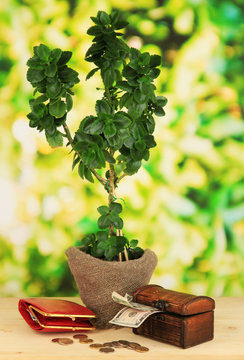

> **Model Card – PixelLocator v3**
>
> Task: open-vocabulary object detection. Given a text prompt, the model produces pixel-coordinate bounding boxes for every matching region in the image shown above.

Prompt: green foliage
[80,202,143,261]
[26,44,79,148]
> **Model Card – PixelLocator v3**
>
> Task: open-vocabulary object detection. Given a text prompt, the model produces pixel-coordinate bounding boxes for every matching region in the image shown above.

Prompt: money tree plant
[26,10,167,262]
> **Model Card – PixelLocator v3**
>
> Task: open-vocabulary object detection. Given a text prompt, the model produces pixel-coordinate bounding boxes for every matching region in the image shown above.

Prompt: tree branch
[63,123,107,186]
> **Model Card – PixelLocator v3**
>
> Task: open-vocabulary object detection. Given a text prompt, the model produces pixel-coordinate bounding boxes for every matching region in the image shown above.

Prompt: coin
[89,343,104,349]
[73,334,88,339]
[99,347,115,353]
[118,340,130,346]
[79,338,93,344]
[51,338,60,343]
[135,345,149,352]
[58,338,73,345]
[103,342,114,347]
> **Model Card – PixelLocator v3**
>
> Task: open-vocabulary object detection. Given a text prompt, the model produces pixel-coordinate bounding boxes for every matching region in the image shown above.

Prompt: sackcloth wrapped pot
[65,247,157,328]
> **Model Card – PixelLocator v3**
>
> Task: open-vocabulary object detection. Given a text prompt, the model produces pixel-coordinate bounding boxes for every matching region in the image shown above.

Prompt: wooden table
[0,297,243,360]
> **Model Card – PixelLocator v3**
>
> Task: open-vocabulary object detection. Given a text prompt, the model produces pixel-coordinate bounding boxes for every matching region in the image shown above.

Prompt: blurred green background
[0,0,244,298]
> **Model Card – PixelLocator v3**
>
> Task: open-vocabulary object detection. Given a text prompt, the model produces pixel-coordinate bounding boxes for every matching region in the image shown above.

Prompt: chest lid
[133,285,215,316]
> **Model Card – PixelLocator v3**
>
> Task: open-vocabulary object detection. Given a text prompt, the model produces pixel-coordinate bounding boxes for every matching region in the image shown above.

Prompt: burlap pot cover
[65,247,158,328]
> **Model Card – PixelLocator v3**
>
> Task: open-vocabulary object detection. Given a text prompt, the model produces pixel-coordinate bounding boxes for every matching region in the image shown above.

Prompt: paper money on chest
[109,307,161,328]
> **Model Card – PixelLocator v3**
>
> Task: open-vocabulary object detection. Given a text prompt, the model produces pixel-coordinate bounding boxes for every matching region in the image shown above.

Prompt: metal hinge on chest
[152,299,167,311]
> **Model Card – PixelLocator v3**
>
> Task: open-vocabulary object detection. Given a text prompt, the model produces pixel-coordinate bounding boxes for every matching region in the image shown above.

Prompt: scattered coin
[73,334,88,339]
[58,338,74,345]
[135,346,149,353]
[103,342,114,347]
[99,347,115,353]
[51,338,60,343]
[118,340,130,346]
[89,343,104,349]
[79,338,93,344]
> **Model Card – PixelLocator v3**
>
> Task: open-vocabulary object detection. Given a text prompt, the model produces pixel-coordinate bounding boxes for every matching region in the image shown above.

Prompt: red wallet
[18,298,96,332]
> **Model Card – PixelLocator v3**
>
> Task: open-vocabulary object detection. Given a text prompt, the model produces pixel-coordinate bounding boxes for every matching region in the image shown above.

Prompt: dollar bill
[109,307,160,328]
[112,291,156,311]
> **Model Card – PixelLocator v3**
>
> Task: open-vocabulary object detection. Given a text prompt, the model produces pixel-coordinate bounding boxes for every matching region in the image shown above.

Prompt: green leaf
[139,52,150,66]
[135,139,146,151]
[59,67,79,83]
[49,48,62,63]
[46,80,62,98]
[110,10,119,25]
[87,25,101,36]
[82,148,96,167]
[110,213,123,229]
[110,202,122,214]
[86,67,99,80]
[78,162,84,179]
[66,93,73,112]
[154,107,165,117]
[90,119,104,135]
[45,130,63,148]
[144,135,156,148]
[36,44,51,61]
[130,239,138,247]
[125,160,141,175]
[97,214,111,229]
[91,246,104,258]
[115,20,129,30]
[103,150,116,164]
[117,81,132,92]
[49,100,66,118]
[104,123,116,138]
[27,68,45,83]
[156,96,168,107]
[149,55,161,67]
[57,51,72,65]
[114,111,131,127]
[96,231,108,242]
[27,56,45,70]
[99,11,110,25]
[72,155,80,171]
[81,116,97,133]
[45,63,57,77]
[133,89,148,104]
[102,68,116,88]
[97,205,109,215]
[95,99,112,114]
[84,167,94,183]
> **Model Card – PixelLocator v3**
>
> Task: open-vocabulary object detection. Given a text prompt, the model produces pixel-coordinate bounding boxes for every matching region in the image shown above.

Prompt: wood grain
[0,297,243,360]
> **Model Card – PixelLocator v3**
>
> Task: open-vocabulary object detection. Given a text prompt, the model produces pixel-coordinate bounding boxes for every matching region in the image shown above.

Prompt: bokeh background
[1,0,244,298]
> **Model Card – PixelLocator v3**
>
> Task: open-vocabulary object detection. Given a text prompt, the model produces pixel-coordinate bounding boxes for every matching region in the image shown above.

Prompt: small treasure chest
[132,284,215,348]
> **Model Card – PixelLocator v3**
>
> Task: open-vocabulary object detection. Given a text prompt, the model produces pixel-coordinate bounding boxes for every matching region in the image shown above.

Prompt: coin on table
[58,338,74,345]
[99,347,115,353]
[103,342,114,347]
[51,338,60,343]
[89,343,104,349]
[118,340,130,346]
[73,334,88,339]
[135,345,149,352]
[111,341,123,348]
[79,338,93,344]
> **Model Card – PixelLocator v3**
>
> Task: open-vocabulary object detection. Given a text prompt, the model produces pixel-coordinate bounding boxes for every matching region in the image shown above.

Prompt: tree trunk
[108,163,115,236]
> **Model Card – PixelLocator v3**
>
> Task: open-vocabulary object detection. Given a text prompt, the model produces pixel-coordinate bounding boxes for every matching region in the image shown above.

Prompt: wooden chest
[132,284,215,348]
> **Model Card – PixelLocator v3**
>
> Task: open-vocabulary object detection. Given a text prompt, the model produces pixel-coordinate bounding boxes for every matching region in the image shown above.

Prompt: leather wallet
[18,298,96,332]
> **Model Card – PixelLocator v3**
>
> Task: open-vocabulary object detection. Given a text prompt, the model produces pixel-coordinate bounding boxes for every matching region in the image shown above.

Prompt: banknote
[112,291,156,311]
[109,306,160,328]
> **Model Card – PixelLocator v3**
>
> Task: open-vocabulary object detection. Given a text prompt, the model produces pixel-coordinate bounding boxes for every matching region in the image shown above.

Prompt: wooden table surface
[0,297,243,360]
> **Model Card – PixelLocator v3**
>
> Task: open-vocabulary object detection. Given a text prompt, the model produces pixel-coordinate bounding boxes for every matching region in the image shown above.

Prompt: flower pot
[65,247,157,328]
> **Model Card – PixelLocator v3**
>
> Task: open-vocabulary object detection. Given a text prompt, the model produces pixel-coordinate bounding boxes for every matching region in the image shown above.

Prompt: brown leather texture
[133,310,214,348]
[133,284,215,316]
